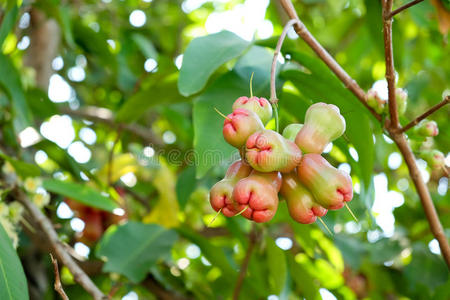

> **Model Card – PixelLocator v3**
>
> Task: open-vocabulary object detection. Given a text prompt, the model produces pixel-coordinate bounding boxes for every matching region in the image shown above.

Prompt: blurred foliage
[0,0,449,299]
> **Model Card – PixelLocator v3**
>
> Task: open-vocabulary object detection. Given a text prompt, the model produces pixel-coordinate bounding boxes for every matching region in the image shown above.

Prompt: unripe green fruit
[245,129,302,173]
[420,150,445,170]
[223,108,264,149]
[367,88,386,114]
[414,120,439,137]
[282,123,303,141]
[384,88,408,115]
[297,153,353,210]
[233,171,282,223]
[295,102,346,154]
[232,96,273,124]
[209,160,252,217]
[280,172,327,224]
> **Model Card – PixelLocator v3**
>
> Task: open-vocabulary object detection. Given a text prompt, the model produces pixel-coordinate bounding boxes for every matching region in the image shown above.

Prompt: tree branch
[389,0,425,18]
[50,254,69,300]
[15,189,108,300]
[60,106,164,147]
[389,132,450,268]
[402,96,450,132]
[278,0,381,122]
[383,0,399,128]
[232,225,259,300]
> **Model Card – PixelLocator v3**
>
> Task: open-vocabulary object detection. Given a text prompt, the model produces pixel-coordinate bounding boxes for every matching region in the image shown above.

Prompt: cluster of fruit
[209,95,353,224]
[367,88,446,171]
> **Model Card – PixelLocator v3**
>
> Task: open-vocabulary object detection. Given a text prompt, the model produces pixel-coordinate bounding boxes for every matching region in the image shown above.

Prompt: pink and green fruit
[232,96,273,124]
[414,120,438,137]
[232,171,282,223]
[223,108,264,148]
[421,150,445,170]
[245,129,302,173]
[280,172,327,224]
[209,160,252,217]
[295,102,346,154]
[367,89,386,114]
[297,153,353,210]
[282,123,303,141]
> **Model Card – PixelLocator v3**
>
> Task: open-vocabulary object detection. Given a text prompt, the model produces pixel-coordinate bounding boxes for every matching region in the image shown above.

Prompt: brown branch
[15,189,108,300]
[232,225,259,300]
[389,132,450,268]
[50,254,69,300]
[278,0,381,122]
[383,0,399,128]
[402,96,450,132]
[60,106,164,147]
[389,0,425,18]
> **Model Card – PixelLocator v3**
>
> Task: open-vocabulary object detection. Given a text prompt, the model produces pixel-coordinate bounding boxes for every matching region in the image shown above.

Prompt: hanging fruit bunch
[209,88,354,227]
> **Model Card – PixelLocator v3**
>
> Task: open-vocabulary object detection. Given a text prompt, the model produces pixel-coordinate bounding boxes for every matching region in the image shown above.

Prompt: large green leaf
[281,51,375,204]
[193,46,274,178]
[116,73,186,123]
[175,165,196,209]
[43,179,118,212]
[266,236,287,295]
[0,53,33,132]
[97,222,178,283]
[0,223,29,300]
[176,227,236,282]
[0,4,18,47]
[178,30,250,96]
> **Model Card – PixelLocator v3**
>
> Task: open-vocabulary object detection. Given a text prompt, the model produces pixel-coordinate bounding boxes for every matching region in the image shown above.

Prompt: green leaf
[43,179,118,212]
[266,236,287,294]
[0,53,33,132]
[178,30,250,96]
[116,73,186,123]
[0,153,40,178]
[175,166,196,209]
[0,223,29,300]
[97,222,178,283]
[0,5,18,47]
[132,33,158,59]
[176,227,236,283]
[72,20,115,68]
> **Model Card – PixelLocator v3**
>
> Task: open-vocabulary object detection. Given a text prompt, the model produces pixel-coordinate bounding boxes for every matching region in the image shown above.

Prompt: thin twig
[60,106,164,147]
[389,0,424,18]
[383,0,399,128]
[278,0,381,122]
[402,96,450,132]
[15,189,107,300]
[50,254,69,300]
[232,225,259,300]
[270,18,299,102]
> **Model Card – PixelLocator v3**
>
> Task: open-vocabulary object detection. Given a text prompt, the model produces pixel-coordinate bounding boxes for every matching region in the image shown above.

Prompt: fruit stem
[234,205,248,216]
[207,207,222,227]
[345,202,358,223]
[214,107,231,121]
[317,217,333,236]
[249,72,254,98]
[273,103,279,132]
